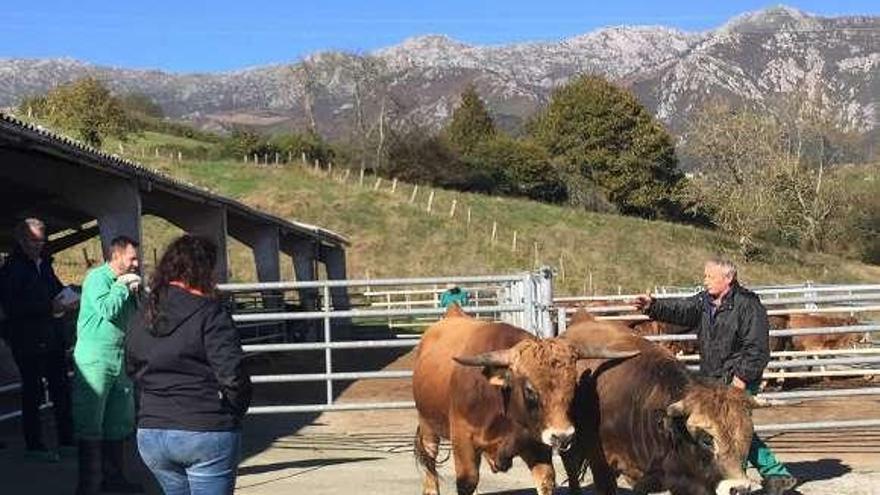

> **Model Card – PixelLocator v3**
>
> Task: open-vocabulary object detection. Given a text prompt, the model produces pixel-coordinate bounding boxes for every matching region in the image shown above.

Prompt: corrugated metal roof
[0,112,348,246]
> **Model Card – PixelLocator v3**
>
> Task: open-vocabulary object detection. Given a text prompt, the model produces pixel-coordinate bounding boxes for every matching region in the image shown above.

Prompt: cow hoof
[762,475,797,495]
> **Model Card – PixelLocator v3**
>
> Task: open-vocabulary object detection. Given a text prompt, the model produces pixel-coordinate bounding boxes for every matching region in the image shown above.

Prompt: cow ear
[746,396,771,409]
[569,308,595,325]
[444,304,471,319]
[666,400,688,418]
[486,368,511,388]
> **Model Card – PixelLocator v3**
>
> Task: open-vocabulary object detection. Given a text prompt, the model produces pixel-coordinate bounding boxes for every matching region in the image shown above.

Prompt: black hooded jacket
[126,286,251,431]
[646,282,770,385]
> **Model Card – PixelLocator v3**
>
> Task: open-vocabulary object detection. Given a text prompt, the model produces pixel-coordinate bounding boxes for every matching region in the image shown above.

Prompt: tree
[119,92,164,119]
[445,85,496,154]
[469,135,566,202]
[529,75,683,218]
[19,77,136,148]
[385,127,495,191]
[684,99,855,257]
[683,103,783,257]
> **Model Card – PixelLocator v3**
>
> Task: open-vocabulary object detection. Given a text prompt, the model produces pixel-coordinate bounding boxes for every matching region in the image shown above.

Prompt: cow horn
[453,349,512,368]
[575,345,640,360]
[747,396,771,409]
[666,400,688,418]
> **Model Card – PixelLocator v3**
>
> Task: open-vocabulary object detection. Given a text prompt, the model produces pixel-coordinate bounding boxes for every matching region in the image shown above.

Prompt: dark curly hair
[147,234,218,324]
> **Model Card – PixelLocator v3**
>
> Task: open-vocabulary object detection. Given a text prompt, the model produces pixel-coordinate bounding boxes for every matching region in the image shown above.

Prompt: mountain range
[1,5,878,139]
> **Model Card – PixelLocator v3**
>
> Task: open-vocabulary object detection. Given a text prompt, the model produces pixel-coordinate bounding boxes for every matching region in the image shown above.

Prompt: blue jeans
[137,428,241,495]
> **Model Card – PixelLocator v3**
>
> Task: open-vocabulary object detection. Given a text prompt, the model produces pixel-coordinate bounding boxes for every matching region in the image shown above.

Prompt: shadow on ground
[239,323,413,461]
[237,456,381,476]
[787,458,853,481]
[484,485,634,495]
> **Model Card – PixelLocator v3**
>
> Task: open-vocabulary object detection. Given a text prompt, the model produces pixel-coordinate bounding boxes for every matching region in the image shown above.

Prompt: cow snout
[716,479,755,495]
[541,427,575,452]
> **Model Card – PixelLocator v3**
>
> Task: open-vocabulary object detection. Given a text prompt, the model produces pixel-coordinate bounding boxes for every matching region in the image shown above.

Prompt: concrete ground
[1,399,879,494]
[230,406,880,495]
[1,343,878,494]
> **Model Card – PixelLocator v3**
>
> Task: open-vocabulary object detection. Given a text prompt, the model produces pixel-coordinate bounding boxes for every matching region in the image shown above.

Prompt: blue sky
[3,1,878,73]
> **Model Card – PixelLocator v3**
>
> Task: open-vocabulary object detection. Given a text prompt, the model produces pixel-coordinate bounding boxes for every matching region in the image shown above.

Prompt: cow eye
[696,431,715,451]
[524,384,540,408]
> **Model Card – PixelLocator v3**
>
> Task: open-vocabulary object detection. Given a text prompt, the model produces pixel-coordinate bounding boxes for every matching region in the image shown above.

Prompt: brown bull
[562,312,759,495]
[783,314,862,351]
[628,320,696,356]
[412,305,637,495]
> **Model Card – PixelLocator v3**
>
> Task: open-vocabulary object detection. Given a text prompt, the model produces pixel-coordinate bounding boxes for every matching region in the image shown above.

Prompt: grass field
[49,130,880,294]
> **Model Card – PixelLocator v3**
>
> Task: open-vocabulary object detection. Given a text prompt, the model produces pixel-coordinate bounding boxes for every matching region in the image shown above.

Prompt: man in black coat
[0,218,75,461]
[633,257,797,495]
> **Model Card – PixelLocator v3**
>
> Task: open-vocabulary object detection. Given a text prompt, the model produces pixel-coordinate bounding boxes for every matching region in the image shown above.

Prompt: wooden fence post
[426,190,435,213]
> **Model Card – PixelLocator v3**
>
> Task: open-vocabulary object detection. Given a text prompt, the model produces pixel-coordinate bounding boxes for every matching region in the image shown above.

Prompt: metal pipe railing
[559,293,880,312]
[247,401,416,414]
[220,274,527,292]
[555,284,880,303]
[232,304,525,323]
[755,419,880,433]
[251,370,413,384]
[242,339,418,353]
[643,324,880,341]
[757,387,880,401]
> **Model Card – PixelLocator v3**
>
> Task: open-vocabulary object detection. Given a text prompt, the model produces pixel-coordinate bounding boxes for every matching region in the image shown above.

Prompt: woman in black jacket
[126,235,251,495]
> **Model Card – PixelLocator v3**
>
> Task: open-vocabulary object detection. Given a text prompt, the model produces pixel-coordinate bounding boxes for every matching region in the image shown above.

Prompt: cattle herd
[411,305,869,495]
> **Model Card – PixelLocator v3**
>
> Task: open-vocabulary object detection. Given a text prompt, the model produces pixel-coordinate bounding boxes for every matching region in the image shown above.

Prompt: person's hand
[117,273,142,293]
[632,294,654,312]
[731,375,747,390]
[51,298,66,316]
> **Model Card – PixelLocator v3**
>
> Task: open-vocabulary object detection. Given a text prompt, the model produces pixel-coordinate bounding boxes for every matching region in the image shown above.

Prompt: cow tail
[414,426,449,475]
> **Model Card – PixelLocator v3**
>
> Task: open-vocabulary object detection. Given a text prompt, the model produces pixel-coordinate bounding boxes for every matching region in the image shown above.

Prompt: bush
[385,128,495,191]
[469,136,566,203]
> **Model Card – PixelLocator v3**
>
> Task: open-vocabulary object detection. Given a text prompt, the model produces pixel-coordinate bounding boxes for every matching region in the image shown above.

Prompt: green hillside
[52,131,880,295]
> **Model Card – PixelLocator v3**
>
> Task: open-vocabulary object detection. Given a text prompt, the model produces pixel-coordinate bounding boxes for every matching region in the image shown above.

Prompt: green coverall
[72,263,138,440]
[746,382,791,477]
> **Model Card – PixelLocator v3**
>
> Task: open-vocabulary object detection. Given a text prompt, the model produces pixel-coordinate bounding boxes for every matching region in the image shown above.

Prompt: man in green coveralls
[73,235,143,494]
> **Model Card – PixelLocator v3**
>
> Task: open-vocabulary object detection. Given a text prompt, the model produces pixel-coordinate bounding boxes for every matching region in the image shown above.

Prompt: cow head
[455,338,638,454]
[661,384,762,495]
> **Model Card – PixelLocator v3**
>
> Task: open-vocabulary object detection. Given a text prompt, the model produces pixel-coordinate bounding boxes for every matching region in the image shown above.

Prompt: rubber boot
[76,440,103,495]
[100,439,143,493]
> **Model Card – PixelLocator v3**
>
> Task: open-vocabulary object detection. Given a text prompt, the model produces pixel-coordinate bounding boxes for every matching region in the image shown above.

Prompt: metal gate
[220,269,554,414]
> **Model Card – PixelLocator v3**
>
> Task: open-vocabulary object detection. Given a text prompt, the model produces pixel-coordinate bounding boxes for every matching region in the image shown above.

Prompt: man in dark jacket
[633,257,797,495]
[0,218,75,461]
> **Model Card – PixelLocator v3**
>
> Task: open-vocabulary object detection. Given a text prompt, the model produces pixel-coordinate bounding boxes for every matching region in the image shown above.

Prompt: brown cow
[784,314,862,351]
[629,320,697,356]
[562,312,759,495]
[412,305,637,495]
